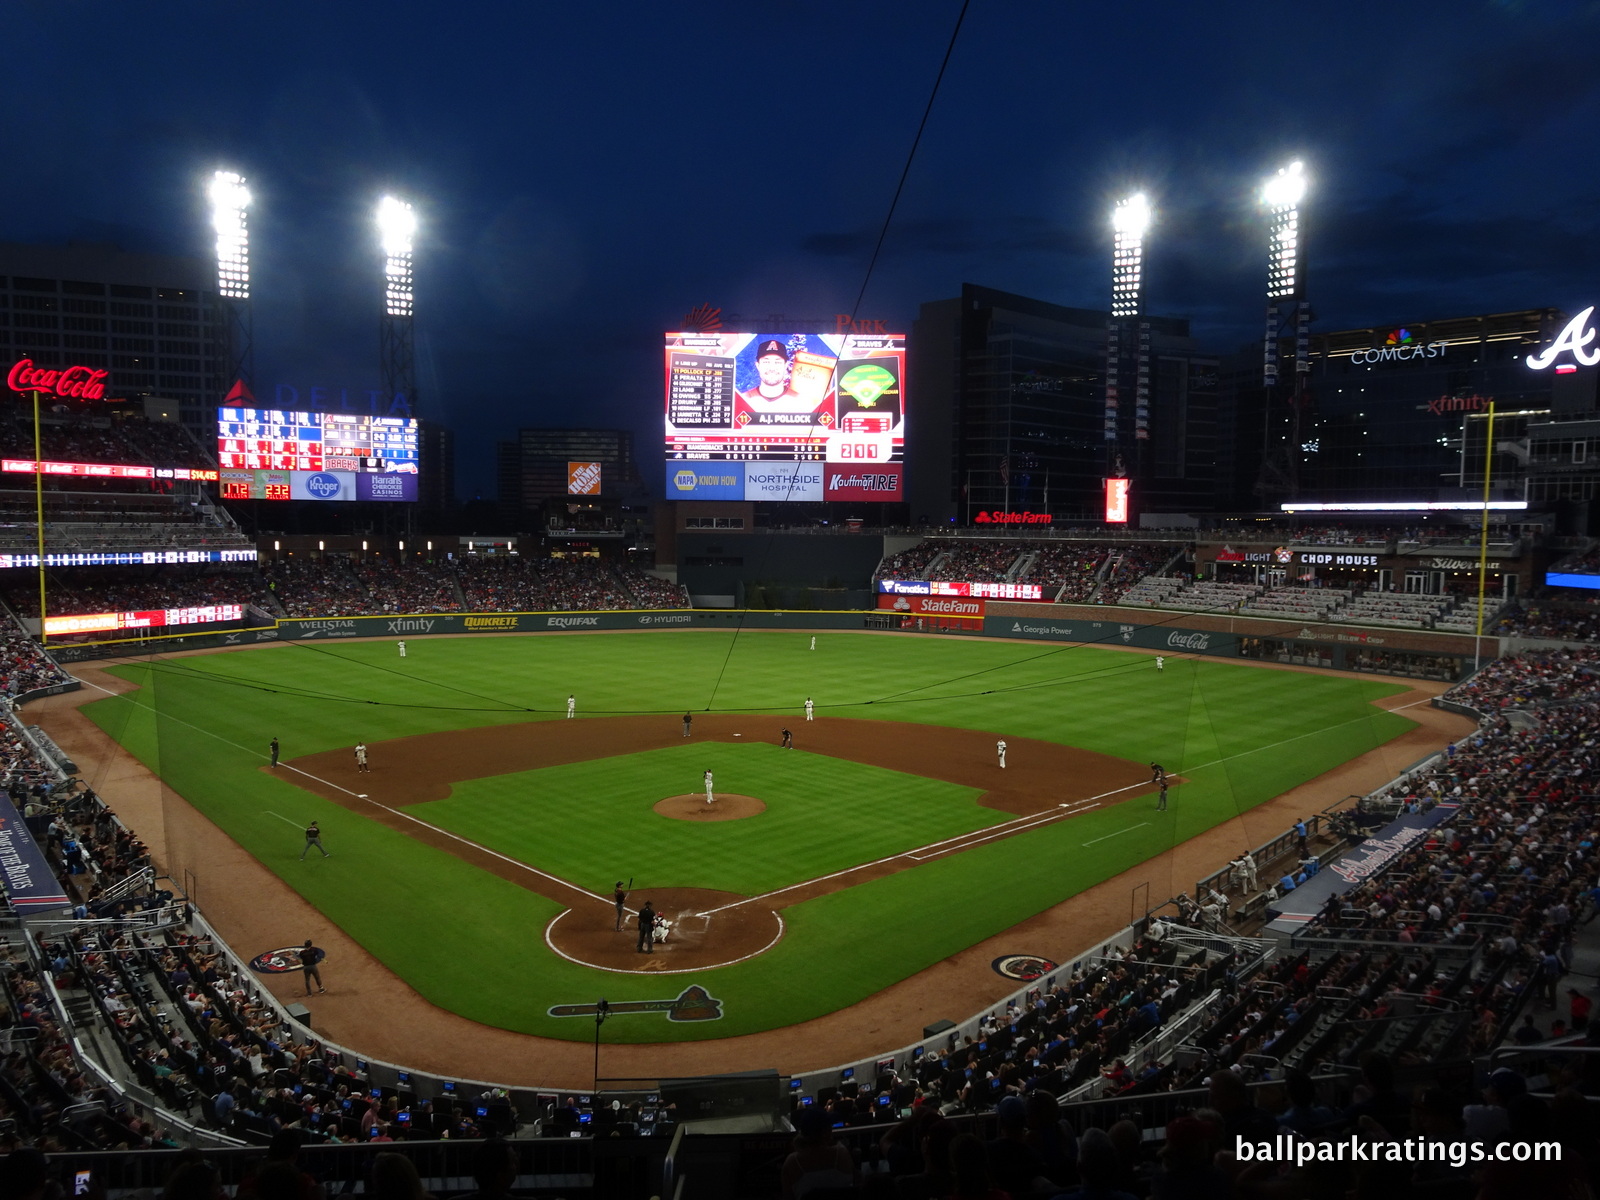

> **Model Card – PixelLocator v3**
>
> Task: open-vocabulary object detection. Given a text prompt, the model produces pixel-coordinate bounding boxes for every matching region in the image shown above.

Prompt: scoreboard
[664,331,906,501]
[217,409,419,473]
[217,408,419,503]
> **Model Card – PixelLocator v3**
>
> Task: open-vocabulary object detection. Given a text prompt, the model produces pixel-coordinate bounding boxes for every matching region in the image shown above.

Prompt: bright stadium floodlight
[209,170,251,300]
[1263,161,1306,300]
[1111,192,1150,318]
[377,195,416,317]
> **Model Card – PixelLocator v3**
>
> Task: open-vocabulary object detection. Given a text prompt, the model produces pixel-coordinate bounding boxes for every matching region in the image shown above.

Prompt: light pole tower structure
[1258,160,1310,500]
[377,195,418,415]
[1106,192,1152,506]
[208,170,253,400]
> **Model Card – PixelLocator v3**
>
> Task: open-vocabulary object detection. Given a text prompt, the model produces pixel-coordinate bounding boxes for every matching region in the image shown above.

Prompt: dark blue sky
[8,1,1600,497]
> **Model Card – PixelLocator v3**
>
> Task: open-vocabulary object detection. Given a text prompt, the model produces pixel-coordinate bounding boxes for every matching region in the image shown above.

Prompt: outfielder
[1155,655,1164,671]
[398,640,407,658]
[567,694,576,719]
[704,769,714,804]
[810,636,816,650]
[997,739,1007,769]
[804,697,814,721]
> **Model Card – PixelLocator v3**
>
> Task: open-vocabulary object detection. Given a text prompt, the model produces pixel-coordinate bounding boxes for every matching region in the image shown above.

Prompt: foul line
[1082,821,1151,847]
[78,676,606,910]
[263,810,305,829]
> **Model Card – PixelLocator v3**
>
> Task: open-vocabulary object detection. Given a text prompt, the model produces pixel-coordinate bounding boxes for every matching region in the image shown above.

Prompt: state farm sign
[878,593,986,618]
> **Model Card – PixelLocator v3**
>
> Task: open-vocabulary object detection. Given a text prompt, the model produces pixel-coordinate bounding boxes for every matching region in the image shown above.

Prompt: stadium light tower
[1257,159,1311,501]
[208,169,254,399]
[376,195,418,417]
[1106,192,1153,510]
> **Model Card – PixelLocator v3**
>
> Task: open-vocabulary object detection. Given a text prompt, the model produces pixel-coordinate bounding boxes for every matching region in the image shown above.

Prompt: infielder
[398,640,407,658]
[567,694,576,719]
[1157,777,1169,811]
[781,728,793,749]
[354,743,369,773]
[270,737,280,768]
[997,739,1007,769]
[300,821,328,860]
[682,713,692,738]
[804,697,814,721]
[1155,655,1164,671]
[704,769,714,804]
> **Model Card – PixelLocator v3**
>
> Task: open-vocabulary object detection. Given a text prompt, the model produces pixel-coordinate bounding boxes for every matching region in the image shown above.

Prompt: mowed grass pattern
[414,742,993,896]
[83,631,1416,1041]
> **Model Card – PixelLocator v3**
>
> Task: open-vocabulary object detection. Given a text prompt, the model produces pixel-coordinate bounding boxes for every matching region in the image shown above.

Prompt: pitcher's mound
[654,793,765,821]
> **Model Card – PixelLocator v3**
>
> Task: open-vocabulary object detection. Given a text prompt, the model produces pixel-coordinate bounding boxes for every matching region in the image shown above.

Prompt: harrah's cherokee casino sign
[8,359,110,400]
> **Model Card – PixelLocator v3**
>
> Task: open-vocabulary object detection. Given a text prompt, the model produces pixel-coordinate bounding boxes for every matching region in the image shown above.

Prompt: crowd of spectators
[260,559,370,619]
[1442,647,1600,711]
[0,411,214,468]
[1097,547,1176,604]
[5,568,267,620]
[929,540,1022,583]
[1496,597,1600,642]
[1023,544,1110,601]
[0,624,72,695]
[349,561,461,615]
[875,543,944,582]
[1549,546,1600,577]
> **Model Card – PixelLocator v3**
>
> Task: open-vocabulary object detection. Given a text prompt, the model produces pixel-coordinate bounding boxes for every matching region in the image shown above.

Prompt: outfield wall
[41,605,1478,683]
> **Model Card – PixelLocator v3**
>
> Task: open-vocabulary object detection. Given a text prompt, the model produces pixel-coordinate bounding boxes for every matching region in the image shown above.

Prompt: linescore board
[217,408,419,474]
[664,332,905,501]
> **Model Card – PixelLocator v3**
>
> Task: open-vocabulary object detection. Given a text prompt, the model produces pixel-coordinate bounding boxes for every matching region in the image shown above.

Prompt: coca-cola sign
[1166,631,1212,651]
[7,359,109,400]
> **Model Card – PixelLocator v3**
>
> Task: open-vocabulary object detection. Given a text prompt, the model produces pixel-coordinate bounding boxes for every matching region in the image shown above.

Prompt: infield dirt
[32,650,1473,1089]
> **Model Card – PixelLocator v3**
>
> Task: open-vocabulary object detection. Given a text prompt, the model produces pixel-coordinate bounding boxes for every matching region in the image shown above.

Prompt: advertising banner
[823,463,903,501]
[744,461,823,502]
[878,594,986,619]
[986,615,1237,656]
[668,466,745,500]
[665,331,905,501]
[568,462,603,495]
[0,793,71,911]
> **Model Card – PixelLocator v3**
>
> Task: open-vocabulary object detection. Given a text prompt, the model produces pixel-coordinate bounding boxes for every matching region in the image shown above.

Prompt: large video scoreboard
[216,409,419,502]
[664,331,906,501]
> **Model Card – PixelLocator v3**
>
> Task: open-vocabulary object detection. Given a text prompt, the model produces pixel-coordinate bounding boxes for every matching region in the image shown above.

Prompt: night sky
[8,1,1600,498]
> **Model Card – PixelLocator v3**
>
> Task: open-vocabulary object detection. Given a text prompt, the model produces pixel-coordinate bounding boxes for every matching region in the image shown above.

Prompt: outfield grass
[83,631,1416,1042]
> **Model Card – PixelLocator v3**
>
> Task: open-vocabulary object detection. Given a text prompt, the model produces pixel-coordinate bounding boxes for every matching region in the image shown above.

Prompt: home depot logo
[568,461,602,495]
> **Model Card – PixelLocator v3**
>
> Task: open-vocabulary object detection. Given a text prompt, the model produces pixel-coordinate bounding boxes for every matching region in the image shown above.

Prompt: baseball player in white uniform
[354,742,369,773]
[703,769,714,804]
[1155,655,1164,671]
[567,694,576,719]
[804,697,814,722]
[997,740,1007,769]
[398,640,407,658]
[810,636,816,650]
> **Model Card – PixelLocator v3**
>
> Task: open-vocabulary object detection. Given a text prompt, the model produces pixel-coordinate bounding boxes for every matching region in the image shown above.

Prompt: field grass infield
[83,630,1416,1042]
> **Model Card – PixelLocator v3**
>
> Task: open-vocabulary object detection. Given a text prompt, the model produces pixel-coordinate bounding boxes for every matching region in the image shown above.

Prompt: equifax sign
[8,359,110,400]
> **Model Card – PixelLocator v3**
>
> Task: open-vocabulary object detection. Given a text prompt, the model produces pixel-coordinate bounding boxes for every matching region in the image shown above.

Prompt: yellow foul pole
[32,387,46,645]
[1473,401,1496,671]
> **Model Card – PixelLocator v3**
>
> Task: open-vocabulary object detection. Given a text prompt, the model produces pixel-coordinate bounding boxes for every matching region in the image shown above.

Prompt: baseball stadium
[4,127,1600,1200]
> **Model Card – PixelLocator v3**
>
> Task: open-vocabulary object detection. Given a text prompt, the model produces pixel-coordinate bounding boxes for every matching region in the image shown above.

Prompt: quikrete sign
[974,511,1053,525]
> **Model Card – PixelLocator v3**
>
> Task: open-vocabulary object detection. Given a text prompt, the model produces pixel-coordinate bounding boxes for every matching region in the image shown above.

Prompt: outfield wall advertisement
[986,615,1239,656]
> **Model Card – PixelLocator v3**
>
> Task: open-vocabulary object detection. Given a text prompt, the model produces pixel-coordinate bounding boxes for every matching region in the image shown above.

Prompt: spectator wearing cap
[1462,1068,1525,1143]
[986,1093,1056,1196]
[780,1108,857,1200]
[1152,1115,1230,1199]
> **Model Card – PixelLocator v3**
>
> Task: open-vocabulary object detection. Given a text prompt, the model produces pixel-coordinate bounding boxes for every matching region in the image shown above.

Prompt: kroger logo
[305,472,343,499]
